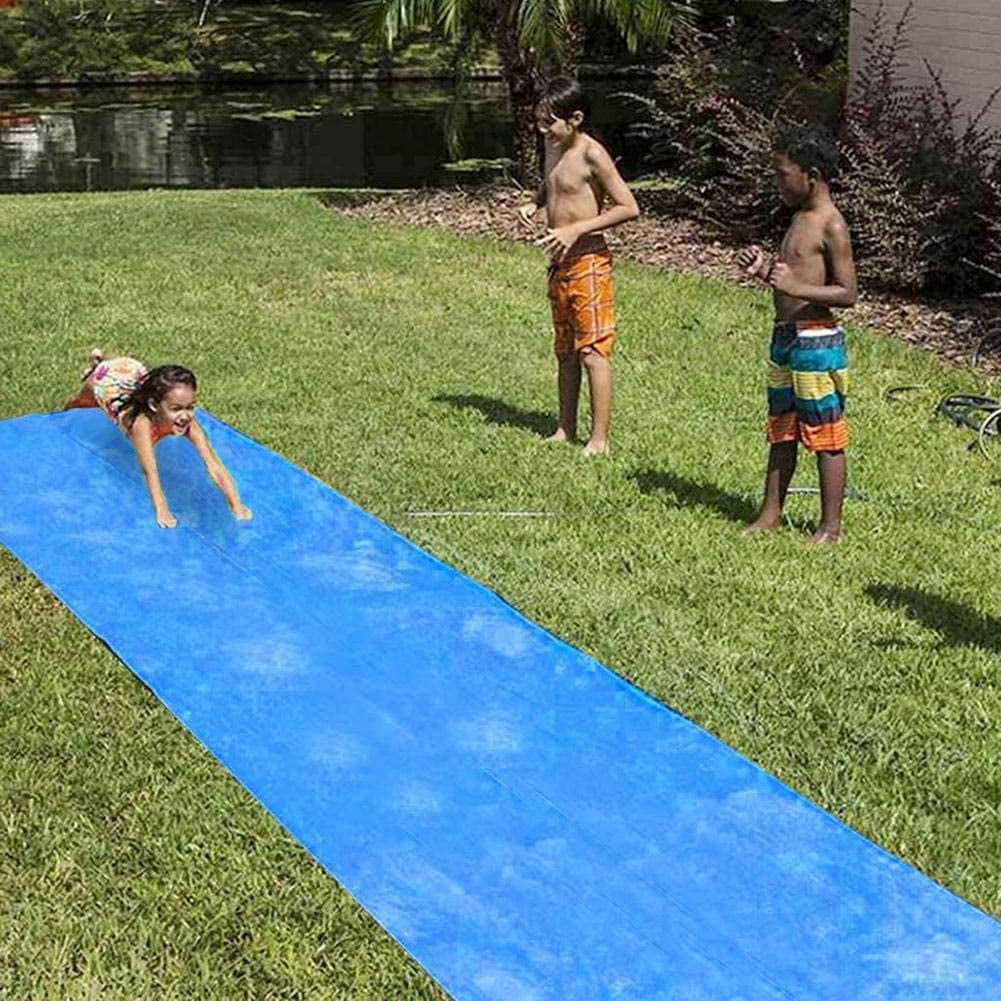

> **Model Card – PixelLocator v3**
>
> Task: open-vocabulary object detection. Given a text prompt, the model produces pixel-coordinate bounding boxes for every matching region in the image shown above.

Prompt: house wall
[849,0,1001,132]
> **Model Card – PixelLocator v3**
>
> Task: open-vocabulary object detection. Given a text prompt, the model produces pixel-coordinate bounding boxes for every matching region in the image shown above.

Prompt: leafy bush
[837,2,1001,294]
[1,0,196,78]
[628,0,1001,296]
[0,1,411,81]
[618,13,845,242]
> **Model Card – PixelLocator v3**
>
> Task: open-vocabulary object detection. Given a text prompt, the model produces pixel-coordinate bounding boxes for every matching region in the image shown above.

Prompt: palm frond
[577,0,693,53]
[351,0,466,48]
[516,0,572,69]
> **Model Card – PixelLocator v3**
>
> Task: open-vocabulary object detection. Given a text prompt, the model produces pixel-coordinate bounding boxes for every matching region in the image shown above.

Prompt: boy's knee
[580,346,608,368]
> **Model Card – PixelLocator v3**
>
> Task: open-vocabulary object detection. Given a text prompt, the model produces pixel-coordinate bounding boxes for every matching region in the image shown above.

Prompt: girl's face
[151,384,196,434]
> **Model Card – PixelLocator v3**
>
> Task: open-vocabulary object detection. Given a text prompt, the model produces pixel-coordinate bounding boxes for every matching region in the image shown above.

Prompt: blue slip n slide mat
[1,408,1000,1001]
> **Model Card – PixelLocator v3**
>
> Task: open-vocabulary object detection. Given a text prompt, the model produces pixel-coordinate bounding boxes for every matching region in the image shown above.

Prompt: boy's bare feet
[744,514,784,535]
[807,525,841,545]
[582,439,609,456]
[543,428,575,444]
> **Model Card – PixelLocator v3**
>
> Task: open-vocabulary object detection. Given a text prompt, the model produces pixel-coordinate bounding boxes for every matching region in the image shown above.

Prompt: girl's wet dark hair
[119,365,197,429]
[538,76,591,127]
[776,123,840,181]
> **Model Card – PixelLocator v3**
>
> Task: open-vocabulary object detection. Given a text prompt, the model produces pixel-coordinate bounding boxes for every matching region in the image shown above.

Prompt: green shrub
[837,1,1001,294]
[628,0,1001,296]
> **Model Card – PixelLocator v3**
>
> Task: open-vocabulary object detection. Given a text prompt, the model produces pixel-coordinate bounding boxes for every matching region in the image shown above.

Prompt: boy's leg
[546,353,581,442]
[581,347,611,455]
[746,441,797,533]
[750,321,798,531]
[809,449,845,544]
[789,326,847,543]
[547,266,580,442]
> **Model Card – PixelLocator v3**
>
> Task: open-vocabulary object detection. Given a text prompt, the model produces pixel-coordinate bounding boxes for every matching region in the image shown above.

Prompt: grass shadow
[434,394,553,438]
[631,469,759,525]
[865,583,1001,654]
[313,189,408,211]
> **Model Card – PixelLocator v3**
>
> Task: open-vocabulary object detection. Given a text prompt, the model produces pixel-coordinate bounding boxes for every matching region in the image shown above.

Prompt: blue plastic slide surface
[1,408,999,1001]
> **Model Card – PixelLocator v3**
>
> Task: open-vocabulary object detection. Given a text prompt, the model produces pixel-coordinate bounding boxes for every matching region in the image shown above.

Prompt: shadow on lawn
[865,583,1001,654]
[631,470,759,525]
[434,394,553,438]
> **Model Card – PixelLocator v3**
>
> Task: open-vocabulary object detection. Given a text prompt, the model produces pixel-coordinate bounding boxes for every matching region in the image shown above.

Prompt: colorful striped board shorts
[548,250,616,359]
[90,356,148,423]
[767,320,848,452]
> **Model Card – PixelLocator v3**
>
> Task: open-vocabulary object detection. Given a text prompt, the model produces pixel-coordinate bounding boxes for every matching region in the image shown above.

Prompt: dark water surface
[0,79,654,193]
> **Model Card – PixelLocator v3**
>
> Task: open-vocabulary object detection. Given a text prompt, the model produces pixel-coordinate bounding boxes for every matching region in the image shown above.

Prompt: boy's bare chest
[546,153,591,195]
[780,218,825,266]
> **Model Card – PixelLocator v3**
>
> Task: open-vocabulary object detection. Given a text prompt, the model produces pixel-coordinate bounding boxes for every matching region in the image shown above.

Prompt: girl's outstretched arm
[187,420,253,521]
[130,414,176,529]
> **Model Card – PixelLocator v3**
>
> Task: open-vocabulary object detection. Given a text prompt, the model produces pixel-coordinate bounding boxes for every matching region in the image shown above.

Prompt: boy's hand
[737,244,766,277]
[535,223,583,260]
[231,502,253,521]
[768,262,799,296]
[156,507,177,529]
[517,202,538,227]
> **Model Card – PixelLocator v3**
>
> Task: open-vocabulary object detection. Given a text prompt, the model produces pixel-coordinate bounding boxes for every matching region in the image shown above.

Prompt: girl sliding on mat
[66,351,252,529]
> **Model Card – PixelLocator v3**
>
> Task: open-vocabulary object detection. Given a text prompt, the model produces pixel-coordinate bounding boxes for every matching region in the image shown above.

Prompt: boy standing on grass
[518,77,640,456]
[738,124,857,544]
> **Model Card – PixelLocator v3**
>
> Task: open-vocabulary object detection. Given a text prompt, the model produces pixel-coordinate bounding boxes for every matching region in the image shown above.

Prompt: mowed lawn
[1,190,999,1000]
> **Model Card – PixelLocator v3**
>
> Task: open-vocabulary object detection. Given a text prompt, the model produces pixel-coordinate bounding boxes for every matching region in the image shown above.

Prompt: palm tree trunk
[565,17,585,74]
[493,17,542,186]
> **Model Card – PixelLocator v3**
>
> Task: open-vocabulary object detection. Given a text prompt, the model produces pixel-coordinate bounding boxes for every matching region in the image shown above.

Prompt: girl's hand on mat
[737,244,766,277]
[768,262,798,295]
[535,224,581,259]
[517,202,538,227]
[156,508,177,529]
[231,502,253,521]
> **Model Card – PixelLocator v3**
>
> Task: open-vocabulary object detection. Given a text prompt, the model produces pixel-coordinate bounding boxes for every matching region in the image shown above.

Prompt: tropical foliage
[353,0,693,181]
[625,0,1001,295]
[0,0,442,81]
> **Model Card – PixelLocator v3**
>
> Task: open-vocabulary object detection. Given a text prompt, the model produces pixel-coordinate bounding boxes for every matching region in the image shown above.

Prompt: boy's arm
[187,420,252,520]
[770,217,858,307]
[578,144,640,235]
[130,415,176,529]
[518,182,547,225]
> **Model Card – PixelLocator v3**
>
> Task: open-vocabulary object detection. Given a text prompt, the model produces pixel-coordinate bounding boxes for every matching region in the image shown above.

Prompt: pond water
[0,79,655,193]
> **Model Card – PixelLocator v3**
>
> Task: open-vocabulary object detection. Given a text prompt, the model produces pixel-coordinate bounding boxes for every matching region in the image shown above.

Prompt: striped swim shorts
[767,320,848,453]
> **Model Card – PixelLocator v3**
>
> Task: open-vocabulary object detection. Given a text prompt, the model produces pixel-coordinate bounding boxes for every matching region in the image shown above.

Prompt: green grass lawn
[1,189,1000,999]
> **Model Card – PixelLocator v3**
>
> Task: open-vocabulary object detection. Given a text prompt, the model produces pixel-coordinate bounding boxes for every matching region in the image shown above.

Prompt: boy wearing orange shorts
[518,77,640,456]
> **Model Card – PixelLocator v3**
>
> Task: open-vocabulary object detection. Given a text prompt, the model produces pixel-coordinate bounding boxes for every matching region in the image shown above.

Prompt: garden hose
[885,382,1001,459]
[977,407,1001,459]
[882,384,926,403]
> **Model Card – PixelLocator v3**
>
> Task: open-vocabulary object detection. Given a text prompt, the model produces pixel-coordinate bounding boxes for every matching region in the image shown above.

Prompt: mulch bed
[330,184,1001,378]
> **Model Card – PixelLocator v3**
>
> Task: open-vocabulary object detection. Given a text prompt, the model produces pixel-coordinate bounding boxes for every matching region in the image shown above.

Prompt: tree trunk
[564,17,585,75]
[493,18,542,187]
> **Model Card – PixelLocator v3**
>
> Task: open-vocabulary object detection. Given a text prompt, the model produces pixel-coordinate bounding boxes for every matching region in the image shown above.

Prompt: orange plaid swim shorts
[548,250,616,359]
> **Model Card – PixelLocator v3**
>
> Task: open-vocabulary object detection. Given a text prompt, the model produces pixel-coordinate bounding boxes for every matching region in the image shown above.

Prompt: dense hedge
[0,0,448,81]
[625,1,1001,296]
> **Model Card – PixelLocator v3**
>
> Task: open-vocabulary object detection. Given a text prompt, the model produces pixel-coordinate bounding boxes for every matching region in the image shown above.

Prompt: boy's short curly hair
[775,123,840,181]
